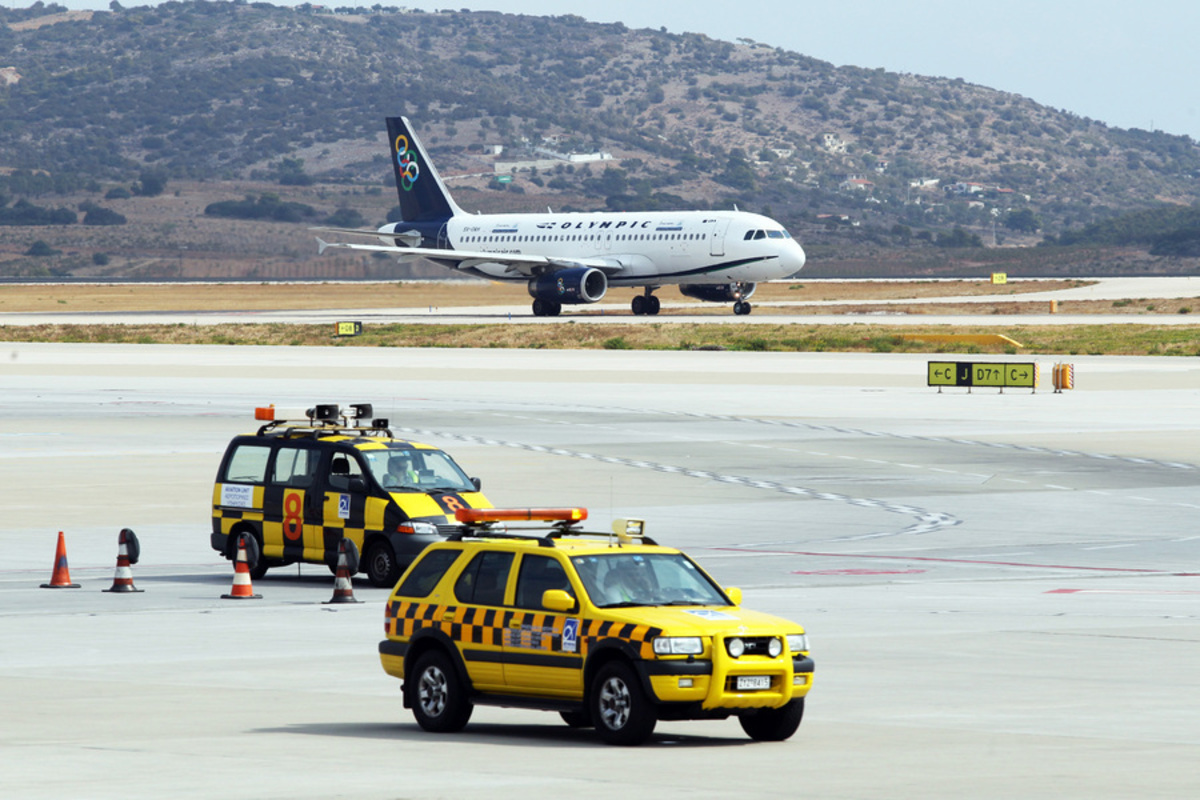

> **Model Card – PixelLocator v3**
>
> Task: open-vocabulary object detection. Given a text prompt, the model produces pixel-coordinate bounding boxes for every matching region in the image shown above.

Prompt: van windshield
[362,446,475,493]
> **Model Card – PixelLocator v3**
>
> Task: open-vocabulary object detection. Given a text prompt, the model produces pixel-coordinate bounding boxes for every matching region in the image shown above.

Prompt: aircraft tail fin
[386,116,461,223]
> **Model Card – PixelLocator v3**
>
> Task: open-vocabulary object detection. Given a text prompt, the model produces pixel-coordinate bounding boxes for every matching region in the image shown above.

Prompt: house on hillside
[839,177,875,193]
[821,133,848,154]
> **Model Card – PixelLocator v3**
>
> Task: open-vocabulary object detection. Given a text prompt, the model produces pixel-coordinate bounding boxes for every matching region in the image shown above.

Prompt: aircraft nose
[783,240,806,274]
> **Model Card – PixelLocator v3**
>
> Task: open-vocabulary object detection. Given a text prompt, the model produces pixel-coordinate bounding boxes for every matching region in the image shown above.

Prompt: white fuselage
[442,209,805,286]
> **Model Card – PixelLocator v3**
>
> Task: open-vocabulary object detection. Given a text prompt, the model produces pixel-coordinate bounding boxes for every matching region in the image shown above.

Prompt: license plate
[736,675,771,691]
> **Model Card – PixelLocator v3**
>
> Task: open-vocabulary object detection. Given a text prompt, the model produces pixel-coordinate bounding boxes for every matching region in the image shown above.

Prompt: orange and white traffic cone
[324,538,361,604]
[103,528,143,593]
[41,531,80,589]
[222,534,261,600]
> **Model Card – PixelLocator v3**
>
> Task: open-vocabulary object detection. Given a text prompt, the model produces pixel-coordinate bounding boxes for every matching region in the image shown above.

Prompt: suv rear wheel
[591,662,656,745]
[410,651,472,733]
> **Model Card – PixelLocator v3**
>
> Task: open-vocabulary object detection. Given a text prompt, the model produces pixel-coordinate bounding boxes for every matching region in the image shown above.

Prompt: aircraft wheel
[532,298,548,316]
[547,301,562,317]
[647,295,660,315]
[734,301,752,316]
[631,295,646,315]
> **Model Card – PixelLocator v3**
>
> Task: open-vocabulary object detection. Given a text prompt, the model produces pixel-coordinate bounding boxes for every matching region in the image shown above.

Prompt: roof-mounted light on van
[254,405,276,421]
[456,507,588,524]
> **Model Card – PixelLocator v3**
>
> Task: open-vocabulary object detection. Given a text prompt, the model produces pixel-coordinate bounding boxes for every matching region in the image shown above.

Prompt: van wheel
[365,540,399,587]
[591,662,656,745]
[738,698,805,741]
[410,651,473,733]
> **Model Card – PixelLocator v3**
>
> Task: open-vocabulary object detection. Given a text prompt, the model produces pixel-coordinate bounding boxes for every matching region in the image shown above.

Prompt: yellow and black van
[211,403,492,587]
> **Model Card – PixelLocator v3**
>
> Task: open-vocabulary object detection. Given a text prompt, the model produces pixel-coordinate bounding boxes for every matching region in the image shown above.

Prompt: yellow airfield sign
[928,361,1037,389]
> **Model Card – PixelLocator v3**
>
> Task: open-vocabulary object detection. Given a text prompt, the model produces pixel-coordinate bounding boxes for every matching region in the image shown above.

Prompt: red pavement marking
[715,547,1188,574]
[792,568,926,576]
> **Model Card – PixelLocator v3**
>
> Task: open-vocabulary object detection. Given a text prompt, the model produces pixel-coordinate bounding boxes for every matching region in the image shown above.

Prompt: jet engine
[528,267,608,305]
[678,282,757,303]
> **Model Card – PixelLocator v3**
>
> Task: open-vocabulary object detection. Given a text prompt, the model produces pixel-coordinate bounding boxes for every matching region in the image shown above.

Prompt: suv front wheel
[591,662,656,745]
[410,651,473,733]
[738,697,805,741]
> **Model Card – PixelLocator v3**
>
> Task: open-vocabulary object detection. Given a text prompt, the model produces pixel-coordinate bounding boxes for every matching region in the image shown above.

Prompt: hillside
[1,1,1199,281]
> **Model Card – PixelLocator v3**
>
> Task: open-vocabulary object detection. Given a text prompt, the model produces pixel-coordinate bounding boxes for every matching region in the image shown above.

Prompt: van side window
[224,444,270,483]
[515,554,573,609]
[271,445,317,488]
[454,550,514,606]
[397,549,463,598]
[327,451,365,491]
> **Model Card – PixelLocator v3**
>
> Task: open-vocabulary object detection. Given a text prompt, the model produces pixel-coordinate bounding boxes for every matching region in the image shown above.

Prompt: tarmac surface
[1,343,1199,798]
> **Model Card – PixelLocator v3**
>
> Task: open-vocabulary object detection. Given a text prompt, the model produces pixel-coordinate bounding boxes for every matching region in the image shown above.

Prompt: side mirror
[725,586,743,606]
[542,589,576,613]
[348,476,367,493]
[470,477,482,492]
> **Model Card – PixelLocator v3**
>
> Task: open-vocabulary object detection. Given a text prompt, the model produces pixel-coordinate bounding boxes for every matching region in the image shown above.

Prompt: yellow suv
[211,403,491,586]
[379,509,814,745]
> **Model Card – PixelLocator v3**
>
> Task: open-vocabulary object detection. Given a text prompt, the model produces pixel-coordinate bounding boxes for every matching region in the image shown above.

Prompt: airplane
[315,117,806,316]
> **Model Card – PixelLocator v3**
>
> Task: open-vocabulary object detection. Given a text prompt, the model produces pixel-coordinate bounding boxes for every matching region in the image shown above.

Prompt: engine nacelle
[678,282,757,303]
[527,267,608,305]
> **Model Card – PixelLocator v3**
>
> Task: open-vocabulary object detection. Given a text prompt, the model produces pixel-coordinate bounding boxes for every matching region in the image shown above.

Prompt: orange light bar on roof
[456,507,588,524]
[254,405,276,421]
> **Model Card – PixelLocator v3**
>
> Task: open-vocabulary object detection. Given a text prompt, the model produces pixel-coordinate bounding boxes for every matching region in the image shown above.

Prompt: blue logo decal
[562,618,579,653]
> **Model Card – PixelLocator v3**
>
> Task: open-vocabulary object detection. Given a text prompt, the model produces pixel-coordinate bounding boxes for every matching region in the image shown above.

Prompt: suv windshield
[362,445,475,493]
[570,552,728,608]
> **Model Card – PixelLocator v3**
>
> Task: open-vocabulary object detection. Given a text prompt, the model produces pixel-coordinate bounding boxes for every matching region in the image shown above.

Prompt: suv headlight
[787,633,809,654]
[653,636,703,656]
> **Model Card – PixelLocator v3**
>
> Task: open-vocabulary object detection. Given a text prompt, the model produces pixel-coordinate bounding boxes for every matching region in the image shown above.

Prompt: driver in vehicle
[384,455,419,489]
[603,558,653,604]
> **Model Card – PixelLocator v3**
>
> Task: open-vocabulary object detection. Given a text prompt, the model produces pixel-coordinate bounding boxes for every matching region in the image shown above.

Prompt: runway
[1,343,1199,798]
[2,276,1199,326]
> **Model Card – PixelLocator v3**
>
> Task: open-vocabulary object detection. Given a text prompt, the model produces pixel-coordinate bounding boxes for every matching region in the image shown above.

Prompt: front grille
[436,523,462,536]
[734,636,777,656]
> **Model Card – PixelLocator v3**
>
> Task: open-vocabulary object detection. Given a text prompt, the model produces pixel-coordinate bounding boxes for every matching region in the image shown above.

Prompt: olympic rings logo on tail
[394,134,420,191]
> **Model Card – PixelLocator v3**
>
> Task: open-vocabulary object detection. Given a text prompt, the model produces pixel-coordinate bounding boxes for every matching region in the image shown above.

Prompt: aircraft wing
[314,237,624,277]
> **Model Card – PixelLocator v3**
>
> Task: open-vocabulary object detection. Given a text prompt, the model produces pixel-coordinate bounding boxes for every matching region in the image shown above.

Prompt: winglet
[316,237,329,255]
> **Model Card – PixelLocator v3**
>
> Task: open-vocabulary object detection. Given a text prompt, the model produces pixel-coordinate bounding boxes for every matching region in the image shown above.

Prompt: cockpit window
[745,228,793,241]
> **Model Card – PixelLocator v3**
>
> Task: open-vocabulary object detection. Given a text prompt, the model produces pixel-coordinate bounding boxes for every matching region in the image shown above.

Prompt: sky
[33,0,1200,142]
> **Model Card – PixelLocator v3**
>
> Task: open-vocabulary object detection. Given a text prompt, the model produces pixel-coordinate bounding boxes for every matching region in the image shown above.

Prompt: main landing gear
[631,288,661,316]
[733,300,753,315]
[531,298,562,317]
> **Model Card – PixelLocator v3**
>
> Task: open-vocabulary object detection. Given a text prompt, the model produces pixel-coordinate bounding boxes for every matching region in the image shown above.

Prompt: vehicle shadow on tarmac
[252,721,752,749]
